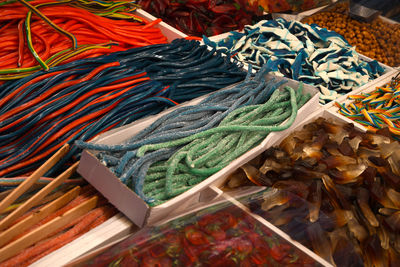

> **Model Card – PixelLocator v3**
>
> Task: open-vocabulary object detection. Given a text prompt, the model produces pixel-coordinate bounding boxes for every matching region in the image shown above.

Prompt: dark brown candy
[308,180,322,223]
[369,156,388,167]
[332,236,364,267]
[223,118,400,266]
[338,138,354,156]
[357,188,379,227]
[364,235,388,266]
[306,223,335,264]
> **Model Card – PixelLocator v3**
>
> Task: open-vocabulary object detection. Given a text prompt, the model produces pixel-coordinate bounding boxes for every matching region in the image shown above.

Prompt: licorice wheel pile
[0,39,246,178]
[0,0,168,80]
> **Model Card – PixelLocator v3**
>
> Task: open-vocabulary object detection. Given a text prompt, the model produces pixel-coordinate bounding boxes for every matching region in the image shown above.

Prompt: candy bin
[334,72,400,141]
[218,109,400,266]
[137,0,264,37]
[77,69,319,227]
[302,1,400,67]
[204,18,393,104]
[71,196,324,266]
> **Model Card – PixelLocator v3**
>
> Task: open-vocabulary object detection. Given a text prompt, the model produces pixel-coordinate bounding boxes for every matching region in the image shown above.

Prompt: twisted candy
[336,74,400,139]
[77,68,310,206]
[0,39,246,178]
[204,18,385,104]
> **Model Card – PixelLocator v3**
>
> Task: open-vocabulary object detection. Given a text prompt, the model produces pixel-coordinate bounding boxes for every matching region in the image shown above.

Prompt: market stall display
[336,74,400,140]
[0,0,169,80]
[0,0,399,265]
[137,0,263,37]
[221,116,400,266]
[204,18,386,104]
[0,39,246,178]
[302,1,400,67]
[72,199,320,266]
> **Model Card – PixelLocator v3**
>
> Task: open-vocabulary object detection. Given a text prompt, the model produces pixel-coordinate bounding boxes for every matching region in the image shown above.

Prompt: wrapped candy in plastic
[74,197,320,266]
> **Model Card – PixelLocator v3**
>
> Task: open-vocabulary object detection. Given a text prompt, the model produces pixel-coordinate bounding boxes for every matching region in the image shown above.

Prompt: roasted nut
[302,2,400,67]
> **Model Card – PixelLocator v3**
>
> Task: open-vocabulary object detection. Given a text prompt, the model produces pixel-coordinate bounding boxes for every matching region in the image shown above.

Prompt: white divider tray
[135,9,187,42]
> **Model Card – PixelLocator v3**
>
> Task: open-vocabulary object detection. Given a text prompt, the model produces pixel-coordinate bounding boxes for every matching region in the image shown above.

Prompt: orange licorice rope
[1,204,116,267]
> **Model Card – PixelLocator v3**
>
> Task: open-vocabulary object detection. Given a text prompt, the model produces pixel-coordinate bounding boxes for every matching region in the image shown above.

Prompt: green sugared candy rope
[140,85,310,205]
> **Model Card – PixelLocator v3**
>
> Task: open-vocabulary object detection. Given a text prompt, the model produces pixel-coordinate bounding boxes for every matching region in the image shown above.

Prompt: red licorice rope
[0,0,167,72]
[1,199,116,267]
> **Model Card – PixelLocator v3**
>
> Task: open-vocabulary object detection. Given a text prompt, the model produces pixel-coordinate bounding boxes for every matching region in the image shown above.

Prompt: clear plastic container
[74,199,321,266]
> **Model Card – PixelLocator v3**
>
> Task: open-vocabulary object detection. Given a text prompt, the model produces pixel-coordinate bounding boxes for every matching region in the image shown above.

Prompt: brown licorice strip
[0,161,78,231]
[0,186,80,247]
[0,143,69,214]
[0,195,98,263]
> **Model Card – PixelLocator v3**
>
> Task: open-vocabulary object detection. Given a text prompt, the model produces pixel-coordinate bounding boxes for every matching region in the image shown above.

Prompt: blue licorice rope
[75,67,286,203]
[0,39,246,178]
[0,81,167,170]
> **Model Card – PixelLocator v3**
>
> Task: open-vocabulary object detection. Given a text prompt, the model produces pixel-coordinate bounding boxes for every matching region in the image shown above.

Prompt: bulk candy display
[0,0,167,80]
[73,200,319,266]
[223,117,400,266]
[77,69,310,206]
[138,0,262,37]
[0,39,246,178]
[302,1,400,67]
[1,0,399,264]
[336,74,400,140]
[204,18,385,104]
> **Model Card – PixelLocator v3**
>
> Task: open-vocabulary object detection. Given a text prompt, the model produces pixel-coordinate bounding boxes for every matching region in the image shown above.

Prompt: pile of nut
[302,2,400,67]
